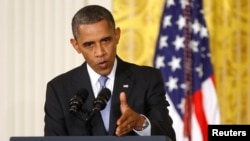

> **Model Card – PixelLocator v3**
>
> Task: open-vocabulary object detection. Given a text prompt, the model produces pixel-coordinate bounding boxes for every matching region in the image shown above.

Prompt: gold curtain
[113,0,165,66]
[113,0,250,124]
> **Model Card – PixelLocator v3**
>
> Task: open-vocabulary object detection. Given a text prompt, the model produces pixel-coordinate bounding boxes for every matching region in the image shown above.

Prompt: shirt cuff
[133,115,151,136]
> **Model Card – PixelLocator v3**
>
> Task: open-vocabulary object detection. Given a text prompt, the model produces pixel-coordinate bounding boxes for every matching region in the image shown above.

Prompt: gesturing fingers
[115,121,134,136]
[116,92,143,136]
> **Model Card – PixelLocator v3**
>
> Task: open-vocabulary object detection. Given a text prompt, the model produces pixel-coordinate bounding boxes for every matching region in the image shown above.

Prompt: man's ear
[70,38,81,54]
[115,27,121,44]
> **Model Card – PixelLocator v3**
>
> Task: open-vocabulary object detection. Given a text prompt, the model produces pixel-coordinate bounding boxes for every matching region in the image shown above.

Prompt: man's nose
[95,43,105,57]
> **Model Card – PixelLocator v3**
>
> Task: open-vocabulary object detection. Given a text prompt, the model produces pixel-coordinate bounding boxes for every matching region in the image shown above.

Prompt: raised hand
[115,92,145,136]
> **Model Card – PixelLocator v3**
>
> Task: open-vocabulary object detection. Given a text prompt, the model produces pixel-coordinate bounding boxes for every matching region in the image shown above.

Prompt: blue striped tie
[98,76,110,132]
[98,76,108,88]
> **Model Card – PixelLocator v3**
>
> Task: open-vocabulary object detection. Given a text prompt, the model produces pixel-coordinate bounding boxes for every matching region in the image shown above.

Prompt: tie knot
[98,76,108,88]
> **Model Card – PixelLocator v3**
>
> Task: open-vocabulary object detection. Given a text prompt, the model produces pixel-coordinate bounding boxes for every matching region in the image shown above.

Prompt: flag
[153,0,220,141]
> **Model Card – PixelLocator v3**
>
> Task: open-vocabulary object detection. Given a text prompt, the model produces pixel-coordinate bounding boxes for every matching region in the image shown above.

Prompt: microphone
[85,88,111,122]
[69,89,89,114]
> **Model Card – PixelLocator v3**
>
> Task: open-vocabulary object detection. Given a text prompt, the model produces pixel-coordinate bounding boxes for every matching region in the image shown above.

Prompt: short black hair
[71,5,116,39]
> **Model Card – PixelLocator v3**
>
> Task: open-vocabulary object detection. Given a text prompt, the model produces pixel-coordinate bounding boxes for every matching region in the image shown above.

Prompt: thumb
[120,92,128,114]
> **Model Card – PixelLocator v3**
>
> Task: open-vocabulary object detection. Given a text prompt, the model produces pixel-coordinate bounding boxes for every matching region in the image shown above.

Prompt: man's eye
[83,42,93,47]
[103,39,109,42]
[102,37,111,43]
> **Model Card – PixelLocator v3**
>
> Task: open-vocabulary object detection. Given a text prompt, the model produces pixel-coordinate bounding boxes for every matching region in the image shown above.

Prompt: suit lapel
[108,58,135,135]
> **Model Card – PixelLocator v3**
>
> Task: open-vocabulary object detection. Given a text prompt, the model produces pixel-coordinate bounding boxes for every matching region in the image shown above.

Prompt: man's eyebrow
[101,36,112,41]
[82,41,94,46]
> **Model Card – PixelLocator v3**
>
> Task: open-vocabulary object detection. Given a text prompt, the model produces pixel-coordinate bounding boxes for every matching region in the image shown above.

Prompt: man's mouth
[98,61,108,68]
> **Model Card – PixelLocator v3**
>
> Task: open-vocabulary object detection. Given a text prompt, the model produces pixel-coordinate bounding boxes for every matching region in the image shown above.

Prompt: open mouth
[98,61,108,68]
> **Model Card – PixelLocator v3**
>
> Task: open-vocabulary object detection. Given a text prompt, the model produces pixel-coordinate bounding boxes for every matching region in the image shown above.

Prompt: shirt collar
[87,58,117,88]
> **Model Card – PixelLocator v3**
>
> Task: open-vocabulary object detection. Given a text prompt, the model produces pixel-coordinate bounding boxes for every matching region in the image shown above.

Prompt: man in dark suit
[44,5,176,141]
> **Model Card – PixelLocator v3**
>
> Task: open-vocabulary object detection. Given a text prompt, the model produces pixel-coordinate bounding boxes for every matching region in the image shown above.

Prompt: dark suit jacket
[44,57,176,141]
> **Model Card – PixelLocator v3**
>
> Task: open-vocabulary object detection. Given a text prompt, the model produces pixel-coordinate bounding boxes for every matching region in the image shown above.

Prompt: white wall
[0,0,112,141]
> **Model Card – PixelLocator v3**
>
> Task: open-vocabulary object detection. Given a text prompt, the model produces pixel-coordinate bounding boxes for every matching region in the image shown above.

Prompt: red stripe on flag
[211,75,216,87]
[193,89,208,141]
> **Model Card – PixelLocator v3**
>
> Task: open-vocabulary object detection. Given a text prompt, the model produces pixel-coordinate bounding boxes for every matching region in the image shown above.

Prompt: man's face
[71,20,120,76]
